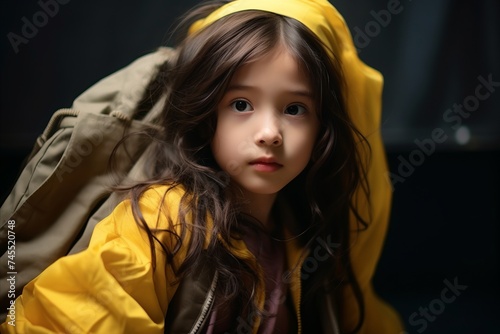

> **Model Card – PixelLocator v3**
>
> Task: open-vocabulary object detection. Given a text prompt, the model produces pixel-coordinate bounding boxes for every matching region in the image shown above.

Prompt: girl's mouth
[249,158,283,172]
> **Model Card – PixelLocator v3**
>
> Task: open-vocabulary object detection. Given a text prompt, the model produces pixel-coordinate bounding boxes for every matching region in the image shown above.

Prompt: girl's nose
[254,115,283,147]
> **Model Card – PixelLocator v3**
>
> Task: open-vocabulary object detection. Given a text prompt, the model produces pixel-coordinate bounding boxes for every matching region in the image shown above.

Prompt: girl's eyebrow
[290,89,313,98]
[226,84,257,92]
[226,84,313,98]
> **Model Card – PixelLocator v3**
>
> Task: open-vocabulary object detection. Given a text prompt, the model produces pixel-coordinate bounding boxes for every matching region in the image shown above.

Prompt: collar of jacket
[164,193,312,334]
[164,244,319,334]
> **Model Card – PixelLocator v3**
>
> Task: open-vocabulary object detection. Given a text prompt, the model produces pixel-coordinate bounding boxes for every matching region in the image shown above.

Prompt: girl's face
[211,46,319,197]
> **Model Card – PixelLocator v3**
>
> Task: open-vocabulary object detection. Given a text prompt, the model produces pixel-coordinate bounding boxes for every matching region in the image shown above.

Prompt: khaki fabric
[0,47,175,320]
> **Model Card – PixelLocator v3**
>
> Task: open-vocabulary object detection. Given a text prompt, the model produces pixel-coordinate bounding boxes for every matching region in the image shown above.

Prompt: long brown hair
[119,1,370,332]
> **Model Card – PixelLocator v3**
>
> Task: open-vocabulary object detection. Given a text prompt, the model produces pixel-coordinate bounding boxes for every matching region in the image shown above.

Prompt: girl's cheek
[237,139,258,157]
[226,160,243,176]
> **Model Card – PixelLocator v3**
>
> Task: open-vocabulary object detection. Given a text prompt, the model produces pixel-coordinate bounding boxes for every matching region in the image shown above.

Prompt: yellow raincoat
[1,0,404,332]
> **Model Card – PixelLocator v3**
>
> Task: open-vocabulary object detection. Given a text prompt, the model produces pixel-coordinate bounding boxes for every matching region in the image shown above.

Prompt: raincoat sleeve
[0,185,186,334]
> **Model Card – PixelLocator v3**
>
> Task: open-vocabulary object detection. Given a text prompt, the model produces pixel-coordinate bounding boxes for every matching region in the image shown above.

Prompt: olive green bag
[0,47,174,318]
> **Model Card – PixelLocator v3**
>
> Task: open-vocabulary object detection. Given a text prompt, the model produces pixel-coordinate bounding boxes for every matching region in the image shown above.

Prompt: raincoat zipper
[190,270,219,334]
[294,247,311,334]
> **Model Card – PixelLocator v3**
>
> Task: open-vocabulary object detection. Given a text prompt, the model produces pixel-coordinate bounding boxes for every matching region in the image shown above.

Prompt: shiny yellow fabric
[0,180,399,333]
[190,1,403,333]
[1,2,403,332]
[0,186,303,334]
[0,186,188,333]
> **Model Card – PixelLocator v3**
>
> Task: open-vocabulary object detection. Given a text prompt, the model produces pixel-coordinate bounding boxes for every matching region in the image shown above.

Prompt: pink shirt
[205,223,296,333]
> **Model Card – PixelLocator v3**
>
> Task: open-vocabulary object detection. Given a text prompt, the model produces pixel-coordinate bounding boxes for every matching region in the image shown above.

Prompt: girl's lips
[249,159,283,172]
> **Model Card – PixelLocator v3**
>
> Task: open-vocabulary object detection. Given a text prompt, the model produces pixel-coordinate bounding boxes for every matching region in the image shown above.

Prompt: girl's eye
[231,100,253,112]
[285,104,307,116]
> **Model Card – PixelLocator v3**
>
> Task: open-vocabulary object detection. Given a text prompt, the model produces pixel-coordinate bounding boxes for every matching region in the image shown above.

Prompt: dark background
[1,1,498,333]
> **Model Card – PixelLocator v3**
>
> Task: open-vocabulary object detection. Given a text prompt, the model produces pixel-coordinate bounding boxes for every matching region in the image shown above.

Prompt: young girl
[1,0,403,333]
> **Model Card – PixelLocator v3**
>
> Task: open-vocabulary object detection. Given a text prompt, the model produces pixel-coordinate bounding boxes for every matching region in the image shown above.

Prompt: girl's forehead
[233,45,309,82]
[226,47,313,99]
